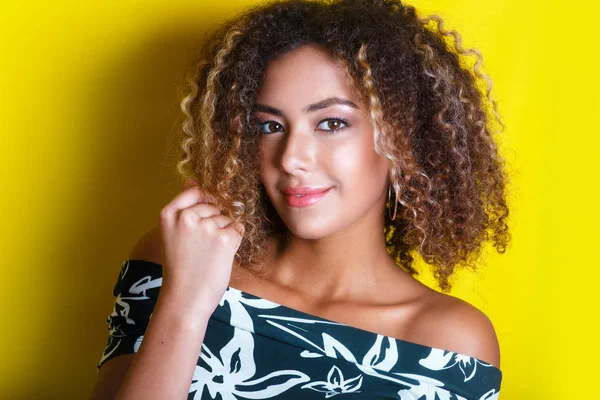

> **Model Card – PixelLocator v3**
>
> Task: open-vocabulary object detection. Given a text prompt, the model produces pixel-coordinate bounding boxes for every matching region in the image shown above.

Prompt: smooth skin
[89,44,500,399]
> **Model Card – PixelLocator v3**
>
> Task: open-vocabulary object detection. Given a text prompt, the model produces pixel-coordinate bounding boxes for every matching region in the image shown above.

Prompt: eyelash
[257,116,351,135]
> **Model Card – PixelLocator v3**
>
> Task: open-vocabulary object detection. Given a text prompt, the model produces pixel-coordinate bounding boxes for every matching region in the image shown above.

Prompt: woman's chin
[280,218,339,240]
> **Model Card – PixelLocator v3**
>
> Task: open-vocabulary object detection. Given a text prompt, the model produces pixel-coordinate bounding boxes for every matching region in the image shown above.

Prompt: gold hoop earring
[388,182,399,221]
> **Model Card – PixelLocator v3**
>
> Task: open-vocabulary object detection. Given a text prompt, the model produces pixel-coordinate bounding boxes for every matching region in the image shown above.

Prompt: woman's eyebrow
[253,96,359,117]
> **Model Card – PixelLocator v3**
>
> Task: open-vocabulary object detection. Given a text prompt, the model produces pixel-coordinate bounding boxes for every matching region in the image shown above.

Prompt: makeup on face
[281,186,333,208]
[254,44,391,238]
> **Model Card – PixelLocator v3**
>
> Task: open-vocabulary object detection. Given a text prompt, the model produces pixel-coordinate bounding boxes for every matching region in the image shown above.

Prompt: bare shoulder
[127,226,162,265]
[412,289,501,369]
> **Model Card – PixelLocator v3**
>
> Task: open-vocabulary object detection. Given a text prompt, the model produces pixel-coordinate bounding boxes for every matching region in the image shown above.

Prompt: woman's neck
[260,225,401,304]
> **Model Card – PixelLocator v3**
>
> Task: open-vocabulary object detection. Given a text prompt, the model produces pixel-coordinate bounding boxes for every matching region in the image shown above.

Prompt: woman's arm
[88,227,213,399]
[89,302,210,400]
[90,178,243,399]
[113,290,212,399]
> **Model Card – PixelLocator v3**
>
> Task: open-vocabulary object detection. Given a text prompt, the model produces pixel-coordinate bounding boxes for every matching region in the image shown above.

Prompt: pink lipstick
[282,186,332,208]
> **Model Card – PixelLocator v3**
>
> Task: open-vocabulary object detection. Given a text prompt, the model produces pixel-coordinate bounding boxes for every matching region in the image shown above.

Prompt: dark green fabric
[98,260,502,399]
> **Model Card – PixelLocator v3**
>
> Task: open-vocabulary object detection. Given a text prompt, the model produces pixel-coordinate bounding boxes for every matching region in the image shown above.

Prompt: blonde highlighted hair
[169,0,510,292]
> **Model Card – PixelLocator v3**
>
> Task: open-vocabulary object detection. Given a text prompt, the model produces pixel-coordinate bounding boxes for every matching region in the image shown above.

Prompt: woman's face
[255,44,391,239]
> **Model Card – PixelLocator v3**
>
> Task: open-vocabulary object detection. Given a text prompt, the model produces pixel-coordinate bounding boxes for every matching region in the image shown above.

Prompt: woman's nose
[278,128,316,175]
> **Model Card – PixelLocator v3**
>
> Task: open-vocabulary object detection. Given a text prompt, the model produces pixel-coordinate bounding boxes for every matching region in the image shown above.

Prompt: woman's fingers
[161,187,221,222]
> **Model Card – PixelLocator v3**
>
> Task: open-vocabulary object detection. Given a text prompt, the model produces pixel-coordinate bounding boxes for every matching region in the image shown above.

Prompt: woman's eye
[259,121,284,134]
[317,118,349,132]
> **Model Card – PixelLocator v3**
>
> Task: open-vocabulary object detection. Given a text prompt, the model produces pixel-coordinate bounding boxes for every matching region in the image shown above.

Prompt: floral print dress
[97,260,502,399]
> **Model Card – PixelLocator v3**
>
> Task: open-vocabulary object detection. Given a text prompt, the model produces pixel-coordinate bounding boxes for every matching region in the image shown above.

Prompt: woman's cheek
[329,140,368,183]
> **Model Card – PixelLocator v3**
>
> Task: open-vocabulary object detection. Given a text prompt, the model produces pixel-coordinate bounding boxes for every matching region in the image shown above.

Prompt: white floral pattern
[419,348,496,383]
[98,260,503,399]
[189,329,310,399]
[301,365,363,398]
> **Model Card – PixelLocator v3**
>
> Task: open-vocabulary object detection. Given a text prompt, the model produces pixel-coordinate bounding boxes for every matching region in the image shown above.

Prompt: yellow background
[1,0,596,398]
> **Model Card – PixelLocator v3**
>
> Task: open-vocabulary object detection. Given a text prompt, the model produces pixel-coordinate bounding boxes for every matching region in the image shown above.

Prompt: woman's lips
[284,187,332,208]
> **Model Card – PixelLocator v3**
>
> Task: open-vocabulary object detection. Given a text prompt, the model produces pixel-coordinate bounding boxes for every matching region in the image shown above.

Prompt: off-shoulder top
[97,259,502,399]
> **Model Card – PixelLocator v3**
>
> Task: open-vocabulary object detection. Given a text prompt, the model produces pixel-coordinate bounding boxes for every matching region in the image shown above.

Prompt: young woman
[90,0,510,399]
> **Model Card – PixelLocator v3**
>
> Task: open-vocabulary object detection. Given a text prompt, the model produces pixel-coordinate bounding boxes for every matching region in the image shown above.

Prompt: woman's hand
[158,177,244,316]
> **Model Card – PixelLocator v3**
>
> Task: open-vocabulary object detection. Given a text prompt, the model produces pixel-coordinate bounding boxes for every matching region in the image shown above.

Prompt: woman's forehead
[256,45,362,109]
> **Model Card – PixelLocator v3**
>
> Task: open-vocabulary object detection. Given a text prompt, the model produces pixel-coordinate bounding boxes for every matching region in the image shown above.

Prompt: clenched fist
[158,177,245,316]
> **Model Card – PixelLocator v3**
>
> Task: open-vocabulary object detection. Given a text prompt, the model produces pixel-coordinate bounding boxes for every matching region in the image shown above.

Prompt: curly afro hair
[170,0,511,292]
